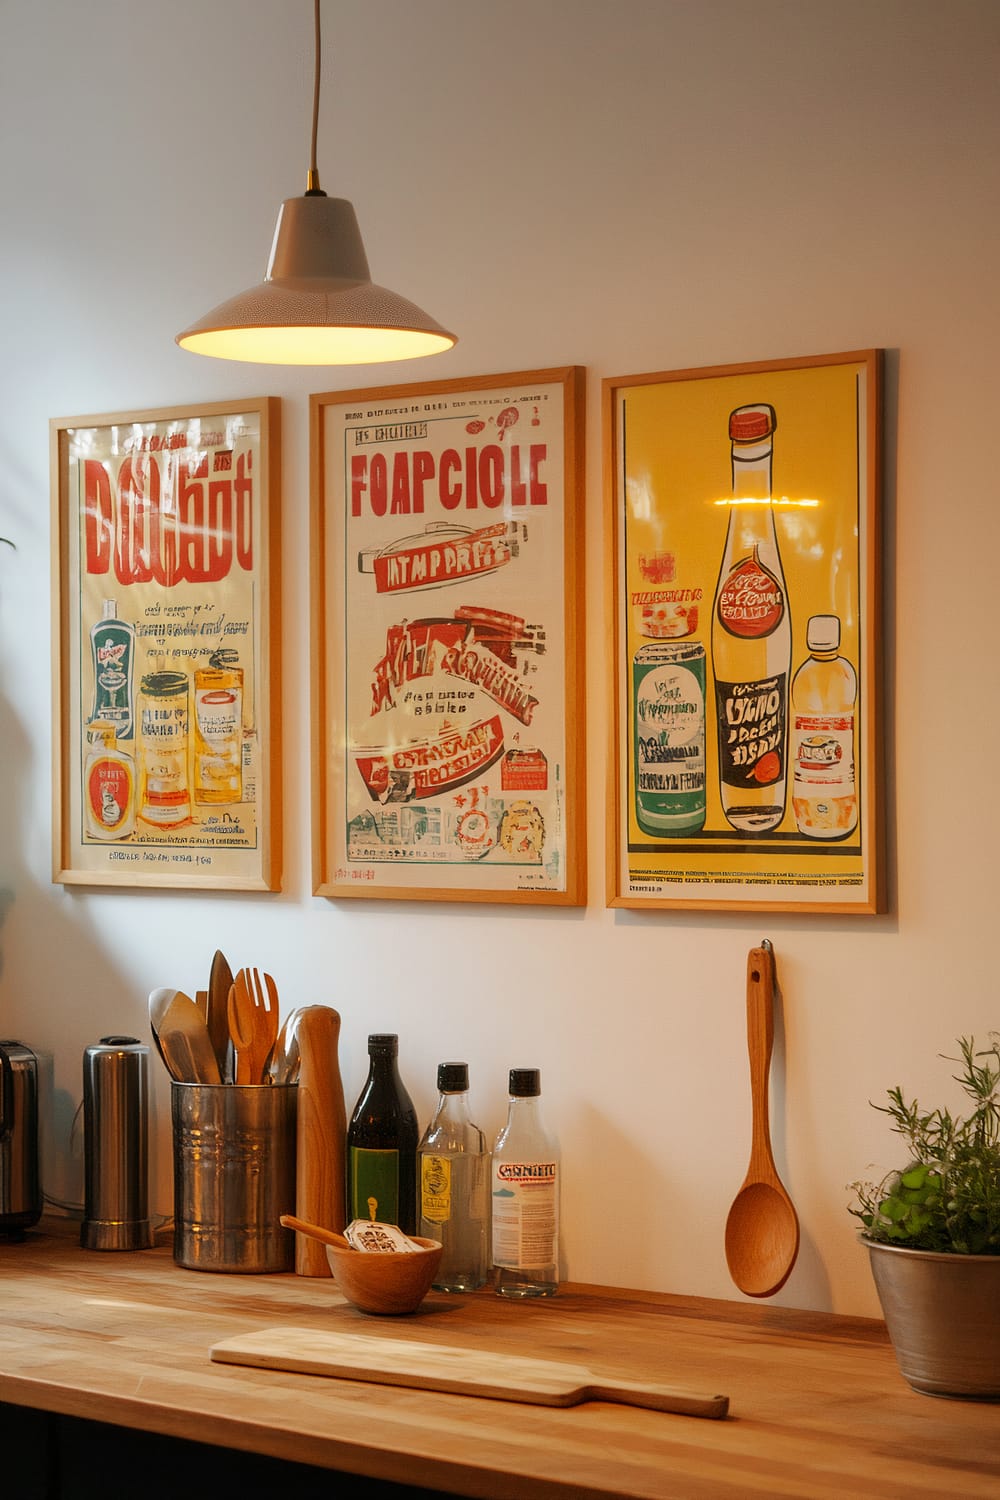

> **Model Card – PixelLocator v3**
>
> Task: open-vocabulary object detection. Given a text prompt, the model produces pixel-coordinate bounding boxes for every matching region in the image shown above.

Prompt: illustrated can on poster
[51,398,281,890]
[633,640,706,837]
[605,351,883,915]
[311,369,586,905]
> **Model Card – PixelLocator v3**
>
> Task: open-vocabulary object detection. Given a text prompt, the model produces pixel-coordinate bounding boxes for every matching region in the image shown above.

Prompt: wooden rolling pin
[295,1006,347,1276]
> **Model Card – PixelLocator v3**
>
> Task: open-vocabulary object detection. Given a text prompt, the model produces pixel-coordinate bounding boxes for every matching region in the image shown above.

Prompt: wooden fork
[248,967,280,1084]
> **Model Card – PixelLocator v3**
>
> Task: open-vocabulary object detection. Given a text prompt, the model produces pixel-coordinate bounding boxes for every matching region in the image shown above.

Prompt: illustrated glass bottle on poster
[51,399,281,890]
[312,368,586,905]
[606,351,882,914]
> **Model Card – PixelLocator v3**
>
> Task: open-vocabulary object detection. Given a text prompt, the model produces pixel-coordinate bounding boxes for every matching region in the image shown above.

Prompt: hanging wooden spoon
[724,941,800,1298]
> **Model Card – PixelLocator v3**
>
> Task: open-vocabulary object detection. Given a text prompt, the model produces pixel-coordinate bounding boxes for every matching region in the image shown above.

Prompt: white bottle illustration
[791,614,858,838]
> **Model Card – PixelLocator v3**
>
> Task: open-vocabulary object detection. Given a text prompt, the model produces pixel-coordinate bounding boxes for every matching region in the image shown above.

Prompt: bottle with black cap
[418,1062,488,1291]
[346,1033,418,1234]
[491,1068,559,1297]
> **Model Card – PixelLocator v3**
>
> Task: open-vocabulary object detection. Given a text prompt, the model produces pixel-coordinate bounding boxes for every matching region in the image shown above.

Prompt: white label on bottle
[491,1160,558,1269]
[792,712,855,791]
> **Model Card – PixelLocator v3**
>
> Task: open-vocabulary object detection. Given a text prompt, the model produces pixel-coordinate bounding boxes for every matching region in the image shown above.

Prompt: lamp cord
[307,0,324,195]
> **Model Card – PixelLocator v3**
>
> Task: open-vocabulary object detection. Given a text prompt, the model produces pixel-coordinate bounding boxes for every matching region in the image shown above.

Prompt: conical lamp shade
[176,195,456,365]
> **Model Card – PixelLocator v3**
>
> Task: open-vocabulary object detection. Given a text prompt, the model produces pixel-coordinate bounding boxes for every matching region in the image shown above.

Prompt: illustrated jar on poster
[632,640,706,835]
[138,670,191,827]
[193,648,244,805]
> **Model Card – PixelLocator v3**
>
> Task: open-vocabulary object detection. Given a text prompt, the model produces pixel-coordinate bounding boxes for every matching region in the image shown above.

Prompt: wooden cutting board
[210,1327,729,1419]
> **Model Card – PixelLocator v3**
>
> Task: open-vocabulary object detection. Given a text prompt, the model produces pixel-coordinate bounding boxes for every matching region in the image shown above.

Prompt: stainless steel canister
[82,1035,154,1250]
[171,1082,297,1272]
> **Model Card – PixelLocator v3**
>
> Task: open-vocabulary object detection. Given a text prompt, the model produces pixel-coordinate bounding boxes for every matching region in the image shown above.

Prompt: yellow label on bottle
[420,1154,452,1224]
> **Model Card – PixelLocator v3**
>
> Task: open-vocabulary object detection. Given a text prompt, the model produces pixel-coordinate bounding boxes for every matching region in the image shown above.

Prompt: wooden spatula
[207,950,234,1082]
[157,990,222,1084]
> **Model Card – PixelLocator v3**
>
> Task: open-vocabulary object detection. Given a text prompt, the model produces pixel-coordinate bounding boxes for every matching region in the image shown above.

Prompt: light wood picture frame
[311,367,586,904]
[605,350,882,913]
[50,398,281,890]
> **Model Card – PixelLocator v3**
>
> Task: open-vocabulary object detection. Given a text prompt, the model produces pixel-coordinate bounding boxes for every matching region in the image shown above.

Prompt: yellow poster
[608,351,882,912]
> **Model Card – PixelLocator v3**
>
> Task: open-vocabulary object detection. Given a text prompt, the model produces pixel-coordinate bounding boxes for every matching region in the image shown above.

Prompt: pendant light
[176,1,456,366]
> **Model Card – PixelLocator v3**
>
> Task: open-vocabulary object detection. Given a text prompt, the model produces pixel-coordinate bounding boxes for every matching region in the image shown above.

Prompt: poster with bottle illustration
[312,368,585,904]
[606,351,882,913]
[51,399,281,889]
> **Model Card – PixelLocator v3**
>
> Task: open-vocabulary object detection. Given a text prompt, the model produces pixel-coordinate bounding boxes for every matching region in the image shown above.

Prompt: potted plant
[849,1034,1000,1399]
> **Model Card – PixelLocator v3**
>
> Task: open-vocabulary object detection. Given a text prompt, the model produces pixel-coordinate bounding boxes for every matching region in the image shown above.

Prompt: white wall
[2,0,998,1317]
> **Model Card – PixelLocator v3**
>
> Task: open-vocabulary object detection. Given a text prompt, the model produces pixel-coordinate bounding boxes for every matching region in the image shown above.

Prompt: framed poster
[605,350,882,913]
[311,366,585,904]
[51,398,281,890]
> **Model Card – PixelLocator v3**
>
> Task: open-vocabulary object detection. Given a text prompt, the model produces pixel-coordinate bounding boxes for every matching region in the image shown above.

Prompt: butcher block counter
[2,1220,998,1499]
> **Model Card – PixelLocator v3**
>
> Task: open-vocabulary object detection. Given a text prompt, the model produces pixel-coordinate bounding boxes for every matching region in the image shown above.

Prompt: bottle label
[491,1160,558,1270]
[349,1147,400,1225]
[420,1154,452,1224]
[716,554,784,639]
[715,673,787,790]
[793,713,854,787]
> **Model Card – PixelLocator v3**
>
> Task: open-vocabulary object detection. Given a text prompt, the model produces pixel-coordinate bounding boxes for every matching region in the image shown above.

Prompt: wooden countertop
[2,1219,998,1499]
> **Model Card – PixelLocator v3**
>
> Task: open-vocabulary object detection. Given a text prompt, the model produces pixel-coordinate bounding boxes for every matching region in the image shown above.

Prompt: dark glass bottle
[346,1033,418,1233]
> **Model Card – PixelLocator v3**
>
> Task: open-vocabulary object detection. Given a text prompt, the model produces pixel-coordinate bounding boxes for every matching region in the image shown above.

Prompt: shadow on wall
[0,681,152,1217]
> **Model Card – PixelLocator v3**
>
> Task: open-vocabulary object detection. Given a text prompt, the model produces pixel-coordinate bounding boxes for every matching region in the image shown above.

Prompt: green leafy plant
[849,1034,1000,1254]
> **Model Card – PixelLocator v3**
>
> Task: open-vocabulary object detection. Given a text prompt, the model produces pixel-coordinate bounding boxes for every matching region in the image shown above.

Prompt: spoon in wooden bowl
[724,940,800,1298]
[279,1213,351,1251]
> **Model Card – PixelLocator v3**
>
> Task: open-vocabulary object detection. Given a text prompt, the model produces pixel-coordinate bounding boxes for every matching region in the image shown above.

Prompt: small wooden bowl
[325,1237,443,1315]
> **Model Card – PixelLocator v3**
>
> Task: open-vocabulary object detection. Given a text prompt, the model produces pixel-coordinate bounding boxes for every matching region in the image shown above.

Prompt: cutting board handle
[583,1378,728,1420]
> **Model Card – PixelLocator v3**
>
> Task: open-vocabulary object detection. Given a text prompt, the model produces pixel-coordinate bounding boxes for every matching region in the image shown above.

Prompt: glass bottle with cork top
[711,403,791,833]
[418,1062,489,1291]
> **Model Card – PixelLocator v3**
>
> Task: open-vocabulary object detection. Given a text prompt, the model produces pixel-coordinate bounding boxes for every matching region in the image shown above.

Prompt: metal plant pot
[865,1238,1000,1400]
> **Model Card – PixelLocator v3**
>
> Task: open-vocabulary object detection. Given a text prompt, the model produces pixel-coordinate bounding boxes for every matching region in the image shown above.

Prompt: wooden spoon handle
[746,944,777,1177]
[279,1213,351,1251]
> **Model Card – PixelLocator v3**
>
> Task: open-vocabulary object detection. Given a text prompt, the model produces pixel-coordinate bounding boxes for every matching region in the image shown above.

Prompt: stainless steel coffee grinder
[0,1040,43,1239]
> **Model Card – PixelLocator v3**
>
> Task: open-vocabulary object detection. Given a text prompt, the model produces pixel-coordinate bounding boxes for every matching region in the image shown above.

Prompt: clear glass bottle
[418,1062,489,1291]
[711,403,791,833]
[346,1033,418,1234]
[791,614,858,838]
[491,1068,559,1298]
